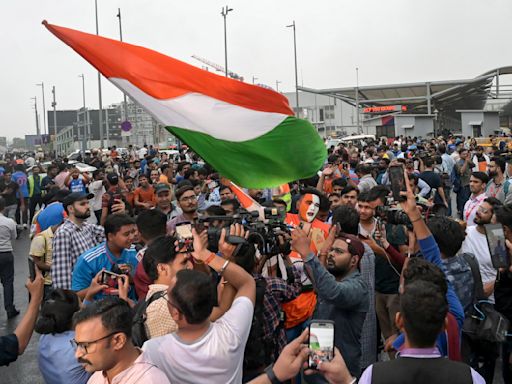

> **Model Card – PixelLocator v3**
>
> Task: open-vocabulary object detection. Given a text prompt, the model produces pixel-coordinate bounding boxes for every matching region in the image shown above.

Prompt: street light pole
[221,5,233,77]
[286,21,299,117]
[252,76,258,84]
[355,67,361,133]
[79,74,88,152]
[95,0,104,148]
[31,97,40,135]
[36,83,47,135]
[51,86,57,137]
[117,7,129,145]
[275,80,281,92]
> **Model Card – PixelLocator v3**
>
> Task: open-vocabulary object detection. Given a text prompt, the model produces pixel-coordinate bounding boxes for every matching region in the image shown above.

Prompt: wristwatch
[264,364,283,384]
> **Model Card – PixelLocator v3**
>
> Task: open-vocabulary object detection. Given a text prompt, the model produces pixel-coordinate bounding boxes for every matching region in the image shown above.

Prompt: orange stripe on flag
[42,21,293,116]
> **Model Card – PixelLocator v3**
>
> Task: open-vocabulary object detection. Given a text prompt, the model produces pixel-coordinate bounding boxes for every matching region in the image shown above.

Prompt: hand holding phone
[485,224,510,269]
[308,320,335,369]
[389,164,407,202]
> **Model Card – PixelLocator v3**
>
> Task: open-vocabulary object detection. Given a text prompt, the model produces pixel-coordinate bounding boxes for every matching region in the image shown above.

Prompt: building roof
[298,66,512,112]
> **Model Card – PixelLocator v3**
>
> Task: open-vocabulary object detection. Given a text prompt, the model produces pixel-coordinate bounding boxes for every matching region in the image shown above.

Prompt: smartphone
[484,224,509,269]
[308,320,335,369]
[342,163,349,171]
[28,256,36,281]
[176,222,193,241]
[388,165,407,202]
[100,270,121,287]
[208,181,218,190]
[113,193,122,201]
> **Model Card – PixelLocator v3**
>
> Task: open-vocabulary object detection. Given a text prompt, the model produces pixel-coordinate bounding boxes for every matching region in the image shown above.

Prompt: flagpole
[221,6,233,77]
[286,21,299,117]
[117,8,129,146]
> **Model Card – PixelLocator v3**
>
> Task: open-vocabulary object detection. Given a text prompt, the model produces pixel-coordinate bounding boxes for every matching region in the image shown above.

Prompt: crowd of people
[0,135,512,383]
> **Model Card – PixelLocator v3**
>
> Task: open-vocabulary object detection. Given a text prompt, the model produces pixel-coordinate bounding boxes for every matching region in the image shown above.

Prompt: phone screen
[101,270,120,293]
[28,256,36,281]
[308,321,335,369]
[484,224,509,269]
[176,222,193,240]
[389,165,406,202]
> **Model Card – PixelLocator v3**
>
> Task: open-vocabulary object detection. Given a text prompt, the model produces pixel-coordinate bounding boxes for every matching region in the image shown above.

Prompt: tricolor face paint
[299,193,320,223]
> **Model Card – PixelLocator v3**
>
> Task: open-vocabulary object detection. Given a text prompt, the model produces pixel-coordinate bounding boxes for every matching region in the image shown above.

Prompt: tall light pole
[286,21,299,117]
[31,97,40,135]
[95,0,104,148]
[221,5,233,77]
[355,67,361,133]
[79,74,88,151]
[51,86,57,137]
[275,80,281,92]
[36,82,47,135]
[252,76,258,84]
[117,7,129,145]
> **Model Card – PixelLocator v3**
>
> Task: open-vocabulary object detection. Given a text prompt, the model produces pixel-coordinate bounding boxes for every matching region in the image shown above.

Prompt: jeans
[456,185,471,219]
[0,251,15,313]
[29,194,44,222]
[15,197,29,226]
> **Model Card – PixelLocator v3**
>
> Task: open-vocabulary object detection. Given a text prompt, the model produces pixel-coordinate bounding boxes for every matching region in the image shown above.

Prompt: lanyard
[465,195,484,222]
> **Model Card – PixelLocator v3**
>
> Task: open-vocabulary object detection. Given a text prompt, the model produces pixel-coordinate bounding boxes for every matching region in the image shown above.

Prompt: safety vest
[28,175,42,197]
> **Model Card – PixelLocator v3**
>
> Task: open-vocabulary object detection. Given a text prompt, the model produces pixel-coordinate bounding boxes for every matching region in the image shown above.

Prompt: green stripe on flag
[168,116,326,188]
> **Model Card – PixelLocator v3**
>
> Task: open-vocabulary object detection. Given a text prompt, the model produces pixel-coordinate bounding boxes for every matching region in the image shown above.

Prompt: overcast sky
[1,0,510,140]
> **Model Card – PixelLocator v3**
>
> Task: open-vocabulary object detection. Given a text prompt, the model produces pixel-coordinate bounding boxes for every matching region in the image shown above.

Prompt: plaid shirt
[359,243,377,371]
[51,219,105,289]
[254,265,302,360]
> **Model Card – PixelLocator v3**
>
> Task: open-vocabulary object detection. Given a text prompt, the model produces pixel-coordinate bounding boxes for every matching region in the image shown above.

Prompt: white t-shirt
[143,296,254,384]
[460,225,497,303]
[138,147,148,159]
[88,180,105,211]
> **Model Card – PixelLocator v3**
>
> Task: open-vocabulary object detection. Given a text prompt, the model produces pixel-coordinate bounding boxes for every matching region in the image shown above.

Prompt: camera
[197,207,291,256]
[375,205,413,230]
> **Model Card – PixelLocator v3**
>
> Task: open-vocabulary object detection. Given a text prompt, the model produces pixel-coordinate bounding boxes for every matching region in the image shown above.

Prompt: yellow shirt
[29,227,54,285]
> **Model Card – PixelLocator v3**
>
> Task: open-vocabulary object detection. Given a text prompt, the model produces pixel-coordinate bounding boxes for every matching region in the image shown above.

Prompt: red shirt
[134,247,152,299]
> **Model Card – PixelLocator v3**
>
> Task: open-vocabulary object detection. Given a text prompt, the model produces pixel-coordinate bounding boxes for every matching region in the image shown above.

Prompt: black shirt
[0,180,19,206]
[419,170,443,205]
[0,333,19,366]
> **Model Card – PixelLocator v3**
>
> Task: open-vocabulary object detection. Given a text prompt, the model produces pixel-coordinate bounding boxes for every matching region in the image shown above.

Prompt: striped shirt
[51,219,105,289]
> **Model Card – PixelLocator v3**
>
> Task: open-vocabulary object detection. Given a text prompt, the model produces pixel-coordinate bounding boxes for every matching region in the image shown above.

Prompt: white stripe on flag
[110,78,289,142]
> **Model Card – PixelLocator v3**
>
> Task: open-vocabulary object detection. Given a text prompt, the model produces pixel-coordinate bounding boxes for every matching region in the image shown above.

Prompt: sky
[1,0,511,140]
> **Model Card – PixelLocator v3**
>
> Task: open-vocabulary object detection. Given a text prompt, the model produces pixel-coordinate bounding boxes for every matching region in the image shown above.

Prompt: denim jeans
[0,251,15,313]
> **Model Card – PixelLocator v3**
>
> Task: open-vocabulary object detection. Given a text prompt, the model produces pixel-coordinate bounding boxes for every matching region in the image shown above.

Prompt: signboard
[121,120,132,137]
[363,105,407,114]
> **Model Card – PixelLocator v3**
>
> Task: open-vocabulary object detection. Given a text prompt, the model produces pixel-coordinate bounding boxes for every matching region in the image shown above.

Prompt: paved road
[1,230,44,384]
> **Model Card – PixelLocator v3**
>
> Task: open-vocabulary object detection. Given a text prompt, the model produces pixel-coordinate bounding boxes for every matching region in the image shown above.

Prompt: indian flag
[43,21,326,188]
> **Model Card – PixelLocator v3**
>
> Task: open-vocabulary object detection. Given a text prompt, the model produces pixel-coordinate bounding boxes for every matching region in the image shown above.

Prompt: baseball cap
[63,192,94,209]
[155,183,171,194]
[106,173,119,185]
[336,233,365,258]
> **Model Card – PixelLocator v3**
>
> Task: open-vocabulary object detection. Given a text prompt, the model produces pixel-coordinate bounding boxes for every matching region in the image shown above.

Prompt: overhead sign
[363,105,407,114]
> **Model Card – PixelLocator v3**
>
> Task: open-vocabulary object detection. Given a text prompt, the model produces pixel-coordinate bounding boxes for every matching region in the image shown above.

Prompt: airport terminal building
[284,66,512,139]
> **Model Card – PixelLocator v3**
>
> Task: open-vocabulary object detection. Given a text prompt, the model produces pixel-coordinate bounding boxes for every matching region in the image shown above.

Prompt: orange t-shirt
[134,186,156,206]
[282,213,330,329]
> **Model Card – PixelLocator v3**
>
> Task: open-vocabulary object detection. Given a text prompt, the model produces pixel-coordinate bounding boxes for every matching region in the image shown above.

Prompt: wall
[395,115,434,138]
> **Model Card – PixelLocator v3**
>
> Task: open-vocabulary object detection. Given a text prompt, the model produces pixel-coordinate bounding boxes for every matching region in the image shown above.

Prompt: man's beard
[489,171,497,178]
[326,257,350,278]
[75,210,91,219]
[474,215,490,226]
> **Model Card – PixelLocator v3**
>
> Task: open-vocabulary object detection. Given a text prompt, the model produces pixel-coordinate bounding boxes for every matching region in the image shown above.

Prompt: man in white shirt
[463,172,489,227]
[0,196,19,318]
[143,226,256,384]
[461,197,501,302]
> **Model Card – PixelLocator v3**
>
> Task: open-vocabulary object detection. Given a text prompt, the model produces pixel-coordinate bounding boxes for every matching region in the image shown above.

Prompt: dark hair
[403,257,447,296]
[92,169,103,179]
[219,185,232,194]
[331,206,360,235]
[491,156,506,173]
[184,169,197,180]
[408,173,419,185]
[332,178,348,188]
[0,196,5,212]
[177,162,190,173]
[72,296,132,338]
[233,242,257,274]
[483,197,502,214]
[35,289,80,334]
[170,269,214,324]
[272,198,287,207]
[496,205,512,230]
[104,214,135,238]
[175,185,195,201]
[357,191,372,203]
[471,171,489,184]
[400,280,448,348]
[136,209,167,240]
[423,157,434,168]
[355,164,372,175]
[206,205,227,216]
[221,198,241,210]
[427,217,465,257]
[367,185,390,203]
[329,192,341,199]
[340,185,359,197]
[143,235,179,282]
[176,180,193,189]
[319,193,331,212]
[197,167,208,177]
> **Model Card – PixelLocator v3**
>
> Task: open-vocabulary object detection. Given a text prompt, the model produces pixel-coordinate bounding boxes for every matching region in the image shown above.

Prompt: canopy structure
[299,66,512,115]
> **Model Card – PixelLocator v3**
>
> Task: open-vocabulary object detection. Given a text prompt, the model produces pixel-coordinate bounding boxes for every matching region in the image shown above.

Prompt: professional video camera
[375,205,413,230]
[197,207,292,256]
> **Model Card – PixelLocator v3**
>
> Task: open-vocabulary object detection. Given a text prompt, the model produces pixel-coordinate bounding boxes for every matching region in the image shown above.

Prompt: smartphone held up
[308,320,335,370]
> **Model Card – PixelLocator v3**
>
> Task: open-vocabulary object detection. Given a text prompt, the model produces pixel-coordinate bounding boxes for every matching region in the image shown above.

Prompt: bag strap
[462,252,486,301]
[146,290,167,307]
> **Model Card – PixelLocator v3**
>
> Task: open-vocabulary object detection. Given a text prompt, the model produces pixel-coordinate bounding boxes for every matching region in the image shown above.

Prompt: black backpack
[243,277,269,373]
[131,290,166,347]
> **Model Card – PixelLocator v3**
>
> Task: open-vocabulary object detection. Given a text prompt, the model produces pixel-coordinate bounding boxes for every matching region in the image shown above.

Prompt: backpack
[451,165,461,193]
[131,290,167,347]
[243,277,269,373]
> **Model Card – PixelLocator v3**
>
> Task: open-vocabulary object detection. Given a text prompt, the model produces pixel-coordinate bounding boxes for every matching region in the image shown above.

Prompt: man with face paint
[283,188,330,345]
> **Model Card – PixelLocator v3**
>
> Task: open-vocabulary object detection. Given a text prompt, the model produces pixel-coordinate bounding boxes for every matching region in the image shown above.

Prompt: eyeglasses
[70,331,119,354]
[180,195,197,202]
[477,206,491,214]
